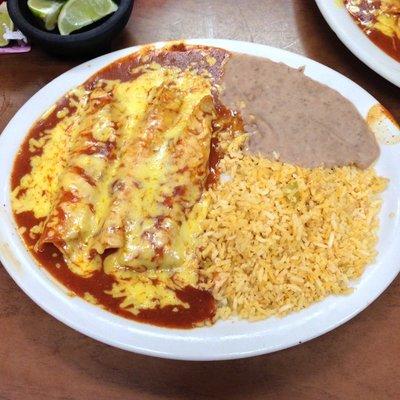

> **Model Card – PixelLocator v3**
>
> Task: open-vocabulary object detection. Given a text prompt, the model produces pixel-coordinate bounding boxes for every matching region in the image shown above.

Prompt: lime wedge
[28,0,65,31]
[0,3,14,47]
[58,0,118,36]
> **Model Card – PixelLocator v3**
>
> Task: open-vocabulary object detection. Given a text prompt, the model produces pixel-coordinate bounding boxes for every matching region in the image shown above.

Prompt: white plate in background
[315,0,400,87]
[0,39,399,360]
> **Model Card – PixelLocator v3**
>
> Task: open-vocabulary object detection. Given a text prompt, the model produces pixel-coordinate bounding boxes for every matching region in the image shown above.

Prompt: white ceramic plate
[1,39,400,361]
[315,0,400,87]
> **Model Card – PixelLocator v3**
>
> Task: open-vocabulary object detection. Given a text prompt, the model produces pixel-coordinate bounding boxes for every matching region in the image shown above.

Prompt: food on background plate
[11,43,387,328]
[28,0,118,35]
[345,0,400,62]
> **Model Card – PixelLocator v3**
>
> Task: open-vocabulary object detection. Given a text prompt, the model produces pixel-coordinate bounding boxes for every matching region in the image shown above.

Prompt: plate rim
[0,38,399,361]
[315,0,400,87]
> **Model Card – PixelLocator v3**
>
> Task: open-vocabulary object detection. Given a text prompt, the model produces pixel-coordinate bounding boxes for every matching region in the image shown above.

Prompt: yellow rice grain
[198,144,387,321]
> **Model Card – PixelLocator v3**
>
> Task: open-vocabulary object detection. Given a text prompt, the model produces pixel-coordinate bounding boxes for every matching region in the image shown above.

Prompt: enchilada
[11,44,229,327]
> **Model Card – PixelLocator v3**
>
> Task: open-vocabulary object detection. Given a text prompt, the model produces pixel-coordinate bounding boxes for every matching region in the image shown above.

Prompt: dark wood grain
[1,1,399,399]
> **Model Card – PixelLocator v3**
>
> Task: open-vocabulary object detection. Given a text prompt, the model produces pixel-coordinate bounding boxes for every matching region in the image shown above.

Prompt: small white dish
[315,0,400,87]
[0,39,399,360]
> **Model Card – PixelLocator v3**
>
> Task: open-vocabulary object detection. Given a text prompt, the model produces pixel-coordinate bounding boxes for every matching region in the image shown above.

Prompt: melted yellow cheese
[375,12,400,39]
[12,60,215,313]
[346,0,400,39]
[102,95,214,273]
[107,270,188,314]
[12,120,77,219]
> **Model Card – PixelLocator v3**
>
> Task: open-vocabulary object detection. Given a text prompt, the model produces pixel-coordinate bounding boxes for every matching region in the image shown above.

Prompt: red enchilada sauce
[205,103,244,189]
[13,210,215,328]
[345,0,400,62]
[11,45,231,329]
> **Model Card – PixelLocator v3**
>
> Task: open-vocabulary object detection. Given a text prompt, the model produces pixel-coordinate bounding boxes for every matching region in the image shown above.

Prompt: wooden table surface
[1,1,399,399]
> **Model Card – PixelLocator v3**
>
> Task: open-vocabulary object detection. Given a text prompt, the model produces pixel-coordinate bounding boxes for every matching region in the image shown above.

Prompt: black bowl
[7,0,134,57]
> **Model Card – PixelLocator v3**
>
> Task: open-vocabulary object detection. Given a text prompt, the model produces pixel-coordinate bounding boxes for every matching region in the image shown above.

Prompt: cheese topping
[12,61,215,314]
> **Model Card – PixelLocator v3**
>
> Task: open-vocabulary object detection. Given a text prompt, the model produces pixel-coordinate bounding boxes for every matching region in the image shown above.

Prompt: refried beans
[220,53,379,169]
